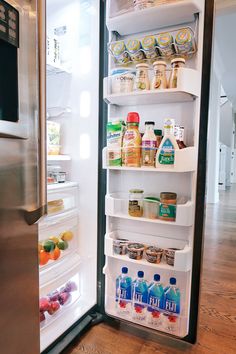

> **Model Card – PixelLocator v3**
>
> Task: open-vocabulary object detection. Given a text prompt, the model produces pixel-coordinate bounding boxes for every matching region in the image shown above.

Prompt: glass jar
[152,61,168,90]
[156,32,175,57]
[169,58,186,89]
[175,28,194,55]
[141,35,158,59]
[128,189,144,217]
[159,192,177,221]
[135,63,150,90]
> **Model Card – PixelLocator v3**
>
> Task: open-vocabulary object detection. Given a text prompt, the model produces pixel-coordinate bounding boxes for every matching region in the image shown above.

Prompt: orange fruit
[39,250,50,266]
[50,247,61,261]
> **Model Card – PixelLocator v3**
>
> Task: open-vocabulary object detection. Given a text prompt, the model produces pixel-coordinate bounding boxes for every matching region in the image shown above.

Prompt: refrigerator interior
[39,0,99,351]
[103,0,205,338]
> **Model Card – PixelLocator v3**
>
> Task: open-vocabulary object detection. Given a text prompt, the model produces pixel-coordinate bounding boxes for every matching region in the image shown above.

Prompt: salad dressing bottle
[156,119,179,167]
[142,121,157,167]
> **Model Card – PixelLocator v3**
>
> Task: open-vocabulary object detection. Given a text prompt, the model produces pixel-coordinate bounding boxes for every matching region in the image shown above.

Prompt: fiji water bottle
[116,267,132,314]
[164,277,180,332]
[147,274,164,326]
[132,271,148,321]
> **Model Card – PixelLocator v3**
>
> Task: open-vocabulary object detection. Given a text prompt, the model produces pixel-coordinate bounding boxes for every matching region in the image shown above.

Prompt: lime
[60,231,74,242]
[43,240,56,252]
[57,239,69,250]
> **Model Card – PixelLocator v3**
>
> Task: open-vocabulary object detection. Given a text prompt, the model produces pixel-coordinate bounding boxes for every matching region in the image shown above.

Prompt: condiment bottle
[136,63,150,90]
[178,126,187,149]
[141,121,157,167]
[152,61,168,90]
[156,119,179,167]
[154,129,163,149]
[169,58,186,89]
[129,189,144,217]
[159,192,177,222]
[122,112,142,167]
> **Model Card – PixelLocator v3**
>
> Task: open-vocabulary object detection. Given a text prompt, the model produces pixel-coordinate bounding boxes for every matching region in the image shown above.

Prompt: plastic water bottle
[116,267,132,314]
[164,277,180,332]
[147,274,164,326]
[132,271,148,321]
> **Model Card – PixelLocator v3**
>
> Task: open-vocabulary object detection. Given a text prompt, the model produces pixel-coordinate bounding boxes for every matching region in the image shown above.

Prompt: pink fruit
[40,311,46,322]
[39,297,51,312]
[48,290,60,302]
[64,281,77,293]
[47,301,60,315]
[59,292,71,305]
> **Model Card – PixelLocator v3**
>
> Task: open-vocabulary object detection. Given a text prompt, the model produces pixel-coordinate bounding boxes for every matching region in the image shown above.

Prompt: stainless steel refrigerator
[0,0,214,353]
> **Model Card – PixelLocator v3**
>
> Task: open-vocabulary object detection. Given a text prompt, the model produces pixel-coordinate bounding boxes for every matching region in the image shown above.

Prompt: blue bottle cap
[170,277,176,285]
[154,274,160,282]
[122,267,128,274]
[138,271,144,278]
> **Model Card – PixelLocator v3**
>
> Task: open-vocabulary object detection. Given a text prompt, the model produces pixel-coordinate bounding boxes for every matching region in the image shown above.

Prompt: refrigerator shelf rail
[47,63,71,76]
[103,68,200,105]
[103,147,197,173]
[105,193,194,227]
[105,231,192,272]
[106,0,201,36]
[47,154,72,161]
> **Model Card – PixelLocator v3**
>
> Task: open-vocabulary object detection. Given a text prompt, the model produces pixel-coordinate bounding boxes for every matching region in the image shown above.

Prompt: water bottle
[147,274,164,326]
[132,271,148,321]
[164,277,180,332]
[116,267,132,314]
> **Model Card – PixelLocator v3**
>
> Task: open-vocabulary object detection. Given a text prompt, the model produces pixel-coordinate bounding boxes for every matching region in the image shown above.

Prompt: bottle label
[148,295,161,311]
[159,203,176,221]
[165,300,180,314]
[142,140,156,166]
[158,138,175,165]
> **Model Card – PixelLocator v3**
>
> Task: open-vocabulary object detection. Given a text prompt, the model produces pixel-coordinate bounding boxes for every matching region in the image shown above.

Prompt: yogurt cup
[146,246,163,264]
[156,32,175,57]
[133,0,155,10]
[113,239,129,255]
[111,69,135,94]
[127,243,145,260]
[142,36,159,59]
[110,41,130,64]
[164,248,180,266]
[126,39,145,62]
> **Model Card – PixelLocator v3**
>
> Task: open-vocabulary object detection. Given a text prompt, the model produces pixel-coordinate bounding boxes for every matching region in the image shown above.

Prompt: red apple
[39,297,51,312]
[48,290,60,302]
[59,292,71,305]
[47,301,60,315]
[40,311,46,322]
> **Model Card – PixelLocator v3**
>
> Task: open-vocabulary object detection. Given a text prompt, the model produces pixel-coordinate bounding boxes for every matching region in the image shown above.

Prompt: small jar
[113,239,129,255]
[154,129,162,148]
[129,189,144,217]
[152,61,168,90]
[156,32,175,57]
[126,39,145,62]
[141,35,158,60]
[169,58,186,89]
[164,248,180,266]
[146,246,163,264]
[175,28,194,55]
[143,197,160,219]
[159,192,177,222]
[110,41,130,65]
[135,63,150,90]
[127,243,145,260]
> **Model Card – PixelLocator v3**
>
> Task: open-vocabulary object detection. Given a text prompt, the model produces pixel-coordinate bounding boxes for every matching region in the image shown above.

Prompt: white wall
[220,100,234,147]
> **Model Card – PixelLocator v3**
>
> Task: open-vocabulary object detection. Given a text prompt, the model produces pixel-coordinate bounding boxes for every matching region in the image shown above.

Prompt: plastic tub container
[111,69,135,94]
[113,239,128,255]
[164,248,180,266]
[127,243,145,260]
[146,246,163,264]
[143,197,160,219]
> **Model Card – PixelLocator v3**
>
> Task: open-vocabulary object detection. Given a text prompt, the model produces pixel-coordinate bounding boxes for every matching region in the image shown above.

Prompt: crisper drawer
[47,185,78,216]
[38,210,79,269]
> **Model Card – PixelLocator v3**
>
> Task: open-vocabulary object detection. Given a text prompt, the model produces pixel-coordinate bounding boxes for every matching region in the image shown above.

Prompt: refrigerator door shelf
[105,231,192,272]
[47,185,78,216]
[103,147,197,173]
[47,155,72,161]
[104,69,200,106]
[40,253,81,290]
[105,194,194,227]
[106,0,202,36]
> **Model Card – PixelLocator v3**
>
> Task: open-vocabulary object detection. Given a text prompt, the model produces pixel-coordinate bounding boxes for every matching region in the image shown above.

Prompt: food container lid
[126,39,141,52]
[175,28,192,44]
[129,189,144,194]
[144,197,160,203]
[127,112,140,124]
[136,63,149,68]
[111,69,134,76]
[153,60,167,66]
[146,246,162,253]
[154,129,162,136]
[142,35,156,49]
[145,121,155,125]
[154,274,161,282]
[157,33,173,47]
[127,243,145,250]
[171,58,186,64]
[160,192,177,200]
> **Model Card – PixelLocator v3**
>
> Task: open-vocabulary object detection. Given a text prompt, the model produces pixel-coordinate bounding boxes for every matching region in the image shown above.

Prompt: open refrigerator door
[102,0,212,341]
[39,0,100,351]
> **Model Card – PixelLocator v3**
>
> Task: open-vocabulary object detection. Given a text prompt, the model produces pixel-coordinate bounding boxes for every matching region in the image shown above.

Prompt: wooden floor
[65,186,236,354]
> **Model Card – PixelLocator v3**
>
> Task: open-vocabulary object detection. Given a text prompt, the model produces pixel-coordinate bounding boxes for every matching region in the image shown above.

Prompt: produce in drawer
[40,297,51,312]
[47,199,64,214]
[47,301,60,315]
[59,292,71,305]
[38,230,74,266]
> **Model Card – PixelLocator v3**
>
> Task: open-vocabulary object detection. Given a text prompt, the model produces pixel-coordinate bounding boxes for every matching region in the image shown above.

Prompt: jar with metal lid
[135,63,150,90]
[159,192,177,221]
[128,189,144,217]
[169,58,186,89]
[152,61,168,90]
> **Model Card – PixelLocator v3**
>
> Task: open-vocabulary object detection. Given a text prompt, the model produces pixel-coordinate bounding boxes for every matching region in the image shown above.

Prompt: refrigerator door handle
[37,0,47,224]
